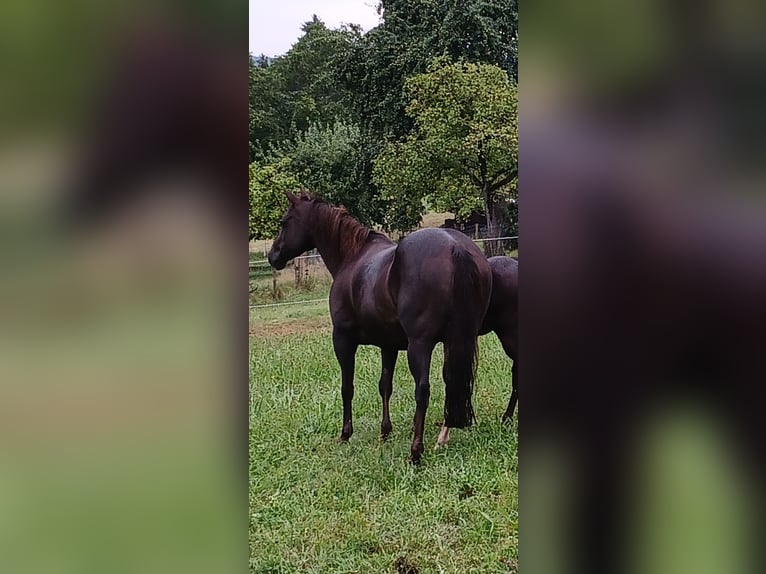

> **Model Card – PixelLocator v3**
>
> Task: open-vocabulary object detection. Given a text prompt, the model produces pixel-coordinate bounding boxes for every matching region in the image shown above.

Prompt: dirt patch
[394,556,420,574]
[458,484,475,500]
[420,211,453,228]
[249,315,332,338]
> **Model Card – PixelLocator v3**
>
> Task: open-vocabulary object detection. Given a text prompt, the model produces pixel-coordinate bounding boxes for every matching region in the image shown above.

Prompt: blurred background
[522,0,766,573]
[0,1,245,572]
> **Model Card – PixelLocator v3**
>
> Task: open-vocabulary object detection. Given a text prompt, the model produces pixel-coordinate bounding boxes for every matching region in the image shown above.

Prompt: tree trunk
[483,190,501,257]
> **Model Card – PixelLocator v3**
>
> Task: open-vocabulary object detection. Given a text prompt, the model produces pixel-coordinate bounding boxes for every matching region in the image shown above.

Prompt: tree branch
[488,166,518,193]
[489,166,514,182]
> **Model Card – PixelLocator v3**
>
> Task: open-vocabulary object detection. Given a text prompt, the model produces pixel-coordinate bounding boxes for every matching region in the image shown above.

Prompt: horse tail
[443,246,488,428]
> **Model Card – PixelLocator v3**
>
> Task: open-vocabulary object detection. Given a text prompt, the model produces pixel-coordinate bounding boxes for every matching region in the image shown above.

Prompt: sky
[249,0,381,57]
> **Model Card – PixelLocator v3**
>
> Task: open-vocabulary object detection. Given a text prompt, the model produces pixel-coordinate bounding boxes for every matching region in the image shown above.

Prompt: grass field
[250,306,518,574]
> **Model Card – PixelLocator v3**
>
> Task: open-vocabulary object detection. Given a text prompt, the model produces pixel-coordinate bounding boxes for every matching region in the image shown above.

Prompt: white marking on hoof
[435,425,451,449]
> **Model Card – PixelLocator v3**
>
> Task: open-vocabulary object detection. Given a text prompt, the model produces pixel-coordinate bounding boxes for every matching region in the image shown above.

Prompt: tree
[341,0,518,139]
[374,58,517,244]
[287,121,386,227]
[249,53,292,162]
[248,6,519,236]
[249,18,360,162]
[249,157,299,240]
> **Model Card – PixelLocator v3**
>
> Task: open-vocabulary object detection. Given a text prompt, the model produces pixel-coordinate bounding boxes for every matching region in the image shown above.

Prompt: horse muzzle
[267,250,286,270]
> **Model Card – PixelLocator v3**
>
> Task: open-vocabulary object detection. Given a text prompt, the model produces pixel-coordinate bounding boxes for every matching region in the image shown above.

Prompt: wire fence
[249,237,518,270]
[249,236,518,311]
[249,297,327,310]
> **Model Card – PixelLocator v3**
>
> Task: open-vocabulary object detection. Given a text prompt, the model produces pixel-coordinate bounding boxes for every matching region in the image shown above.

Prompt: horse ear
[299,184,310,200]
[285,190,299,205]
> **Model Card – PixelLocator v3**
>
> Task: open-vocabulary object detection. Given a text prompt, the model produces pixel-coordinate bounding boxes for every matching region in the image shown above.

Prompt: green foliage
[249,19,359,162]
[249,6,518,235]
[287,121,386,227]
[341,0,518,139]
[372,140,437,232]
[374,58,518,232]
[249,54,290,162]
[249,158,298,240]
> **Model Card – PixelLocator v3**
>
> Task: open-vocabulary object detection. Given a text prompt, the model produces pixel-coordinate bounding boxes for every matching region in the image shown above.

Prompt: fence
[249,236,517,310]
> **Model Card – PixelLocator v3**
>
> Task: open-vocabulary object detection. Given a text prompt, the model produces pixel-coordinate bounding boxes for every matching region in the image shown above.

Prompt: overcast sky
[250,0,381,57]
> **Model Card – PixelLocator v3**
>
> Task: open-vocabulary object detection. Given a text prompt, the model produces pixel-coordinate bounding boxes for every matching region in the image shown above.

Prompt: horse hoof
[436,425,451,448]
[409,444,424,464]
[338,435,350,443]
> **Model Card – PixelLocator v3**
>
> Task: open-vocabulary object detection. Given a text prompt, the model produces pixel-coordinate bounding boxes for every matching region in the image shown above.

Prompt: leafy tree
[280,16,361,126]
[341,0,518,139]
[249,18,360,161]
[374,58,517,242]
[249,157,299,240]
[249,53,292,162]
[248,6,519,237]
[287,121,386,227]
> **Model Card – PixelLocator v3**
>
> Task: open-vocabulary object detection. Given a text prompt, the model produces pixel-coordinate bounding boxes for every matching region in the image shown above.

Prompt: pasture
[249,306,518,574]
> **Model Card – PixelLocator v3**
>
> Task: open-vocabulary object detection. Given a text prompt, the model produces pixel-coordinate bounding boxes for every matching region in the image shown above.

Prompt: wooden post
[271,268,277,297]
[294,258,302,287]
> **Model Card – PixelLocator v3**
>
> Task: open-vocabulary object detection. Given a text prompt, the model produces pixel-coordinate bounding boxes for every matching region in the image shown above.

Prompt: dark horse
[268,191,493,463]
[482,256,519,423]
[437,255,518,445]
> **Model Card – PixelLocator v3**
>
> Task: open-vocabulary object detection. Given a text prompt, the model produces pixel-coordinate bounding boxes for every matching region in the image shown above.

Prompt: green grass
[250,278,332,307]
[249,298,331,334]
[249,328,517,574]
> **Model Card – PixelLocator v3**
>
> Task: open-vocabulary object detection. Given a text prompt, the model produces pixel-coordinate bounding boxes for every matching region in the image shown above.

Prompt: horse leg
[333,331,358,442]
[379,347,397,440]
[436,424,451,448]
[502,360,518,423]
[498,332,518,424]
[406,338,435,463]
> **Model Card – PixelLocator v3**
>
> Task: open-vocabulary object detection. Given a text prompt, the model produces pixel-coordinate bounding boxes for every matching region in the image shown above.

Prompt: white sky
[249,0,382,57]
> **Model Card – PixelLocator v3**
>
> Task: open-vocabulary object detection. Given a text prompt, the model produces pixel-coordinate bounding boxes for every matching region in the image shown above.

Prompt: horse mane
[300,192,376,257]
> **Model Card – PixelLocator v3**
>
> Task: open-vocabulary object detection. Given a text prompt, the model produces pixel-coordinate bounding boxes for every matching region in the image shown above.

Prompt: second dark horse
[482,256,519,423]
[268,192,493,463]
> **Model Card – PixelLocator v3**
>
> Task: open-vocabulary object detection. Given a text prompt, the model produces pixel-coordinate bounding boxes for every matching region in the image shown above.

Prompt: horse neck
[309,204,370,278]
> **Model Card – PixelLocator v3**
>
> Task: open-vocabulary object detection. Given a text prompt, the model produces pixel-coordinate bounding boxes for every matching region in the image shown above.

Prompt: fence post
[294,258,302,288]
[271,268,277,297]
